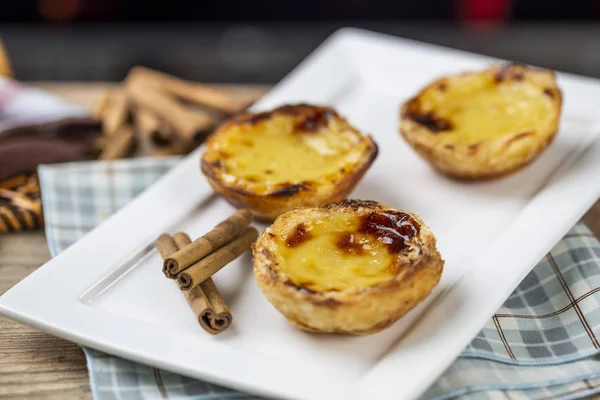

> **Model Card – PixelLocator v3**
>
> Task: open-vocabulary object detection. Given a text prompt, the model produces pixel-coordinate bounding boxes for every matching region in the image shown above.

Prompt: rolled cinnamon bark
[92,91,112,119]
[177,227,258,291]
[102,91,129,136]
[150,141,187,157]
[99,126,136,160]
[128,66,249,114]
[133,105,172,146]
[127,82,213,145]
[155,232,232,334]
[164,209,253,277]
[155,233,179,264]
[93,136,107,155]
[173,233,232,333]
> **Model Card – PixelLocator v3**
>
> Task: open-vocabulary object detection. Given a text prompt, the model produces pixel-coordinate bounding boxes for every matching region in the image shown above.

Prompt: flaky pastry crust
[252,199,444,335]
[399,64,563,180]
[201,105,378,222]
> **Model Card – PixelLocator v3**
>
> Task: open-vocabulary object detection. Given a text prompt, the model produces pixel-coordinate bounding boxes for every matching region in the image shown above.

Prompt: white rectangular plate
[2,28,600,400]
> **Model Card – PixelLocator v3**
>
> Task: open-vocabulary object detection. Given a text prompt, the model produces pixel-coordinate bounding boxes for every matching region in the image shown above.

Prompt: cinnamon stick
[177,227,258,291]
[164,209,253,277]
[155,233,180,263]
[127,82,214,145]
[150,142,188,157]
[173,233,232,333]
[155,233,213,324]
[99,126,136,160]
[92,91,112,119]
[93,136,107,155]
[154,233,232,334]
[102,91,129,135]
[128,66,249,114]
[133,105,172,146]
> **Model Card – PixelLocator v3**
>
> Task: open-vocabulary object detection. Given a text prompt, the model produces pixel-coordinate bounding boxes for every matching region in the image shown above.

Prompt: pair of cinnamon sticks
[93,66,252,160]
[155,209,258,334]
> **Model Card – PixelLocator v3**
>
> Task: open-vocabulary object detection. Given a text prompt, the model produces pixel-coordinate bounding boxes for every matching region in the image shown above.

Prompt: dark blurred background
[2,0,600,82]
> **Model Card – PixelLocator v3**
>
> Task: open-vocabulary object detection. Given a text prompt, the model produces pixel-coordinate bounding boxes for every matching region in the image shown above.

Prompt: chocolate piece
[0,117,100,181]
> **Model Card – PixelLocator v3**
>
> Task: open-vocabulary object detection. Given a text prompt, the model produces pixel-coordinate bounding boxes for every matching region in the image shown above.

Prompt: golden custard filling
[409,72,555,144]
[205,111,369,192]
[276,210,420,292]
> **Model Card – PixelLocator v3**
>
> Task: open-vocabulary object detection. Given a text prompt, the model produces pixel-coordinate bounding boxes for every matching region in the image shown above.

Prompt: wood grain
[0,232,91,400]
[0,82,598,399]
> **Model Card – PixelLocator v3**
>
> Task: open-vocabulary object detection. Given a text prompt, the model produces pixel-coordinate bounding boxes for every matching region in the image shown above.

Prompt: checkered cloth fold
[38,157,600,400]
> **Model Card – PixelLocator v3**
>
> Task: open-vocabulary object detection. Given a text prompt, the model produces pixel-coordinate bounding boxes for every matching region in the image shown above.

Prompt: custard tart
[200,104,378,222]
[252,199,444,335]
[399,64,563,180]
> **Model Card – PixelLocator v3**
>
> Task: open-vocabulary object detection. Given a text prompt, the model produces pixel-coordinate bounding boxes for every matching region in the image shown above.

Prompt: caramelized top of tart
[403,64,559,145]
[201,104,377,195]
[275,207,420,292]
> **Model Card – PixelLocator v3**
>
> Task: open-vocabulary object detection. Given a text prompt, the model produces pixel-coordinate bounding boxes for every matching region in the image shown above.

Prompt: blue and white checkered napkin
[38,157,600,400]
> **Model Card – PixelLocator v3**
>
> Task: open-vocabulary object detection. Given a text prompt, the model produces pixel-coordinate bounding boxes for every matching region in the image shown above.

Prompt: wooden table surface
[0,82,599,399]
